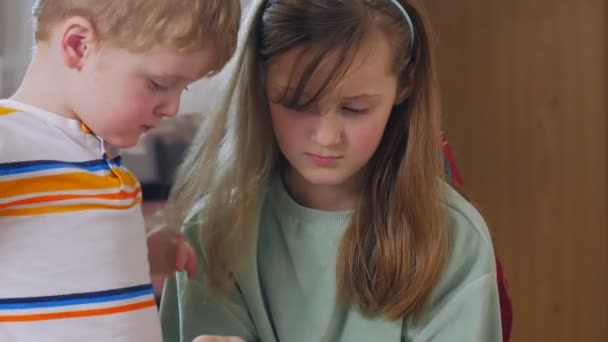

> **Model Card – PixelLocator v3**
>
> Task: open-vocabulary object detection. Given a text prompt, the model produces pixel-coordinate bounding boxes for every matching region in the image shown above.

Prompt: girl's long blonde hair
[170,0,447,320]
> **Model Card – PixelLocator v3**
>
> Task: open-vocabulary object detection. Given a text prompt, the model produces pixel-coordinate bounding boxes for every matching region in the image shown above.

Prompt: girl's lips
[305,153,342,167]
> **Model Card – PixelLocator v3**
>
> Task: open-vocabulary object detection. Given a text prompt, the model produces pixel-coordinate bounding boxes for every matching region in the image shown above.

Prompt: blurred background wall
[0,0,36,98]
[426,1,607,341]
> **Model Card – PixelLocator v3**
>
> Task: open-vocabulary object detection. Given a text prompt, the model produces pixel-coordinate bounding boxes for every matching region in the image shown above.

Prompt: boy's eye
[149,80,169,92]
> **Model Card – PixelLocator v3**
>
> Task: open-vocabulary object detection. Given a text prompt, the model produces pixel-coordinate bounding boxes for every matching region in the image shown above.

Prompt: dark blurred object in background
[122,113,202,201]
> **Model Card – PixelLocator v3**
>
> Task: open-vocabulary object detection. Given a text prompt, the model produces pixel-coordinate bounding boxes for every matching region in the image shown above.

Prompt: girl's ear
[395,67,415,105]
[395,83,413,105]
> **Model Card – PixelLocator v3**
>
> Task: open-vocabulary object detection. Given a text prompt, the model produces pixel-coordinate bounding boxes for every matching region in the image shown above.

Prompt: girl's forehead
[266,29,397,94]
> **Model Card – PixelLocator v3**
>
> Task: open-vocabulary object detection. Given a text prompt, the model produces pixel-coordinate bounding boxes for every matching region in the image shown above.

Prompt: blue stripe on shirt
[0,284,153,310]
[0,156,123,176]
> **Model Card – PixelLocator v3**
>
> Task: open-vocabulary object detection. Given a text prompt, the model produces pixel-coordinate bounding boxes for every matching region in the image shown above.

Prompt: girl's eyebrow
[341,94,381,101]
[270,83,309,94]
[270,82,381,102]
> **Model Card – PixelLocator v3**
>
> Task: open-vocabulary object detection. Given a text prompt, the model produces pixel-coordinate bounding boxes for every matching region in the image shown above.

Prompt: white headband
[388,0,415,50]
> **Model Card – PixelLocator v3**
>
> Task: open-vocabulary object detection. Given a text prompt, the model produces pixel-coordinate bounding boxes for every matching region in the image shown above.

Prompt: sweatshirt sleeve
[403,186,503,342]
[159,220,259,342]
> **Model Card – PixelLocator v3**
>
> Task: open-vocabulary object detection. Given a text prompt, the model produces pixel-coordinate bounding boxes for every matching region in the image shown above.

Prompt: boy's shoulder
[0,101,28,128]
[0,101,35,162]
[0,100,46,133]
[0,100,87,163]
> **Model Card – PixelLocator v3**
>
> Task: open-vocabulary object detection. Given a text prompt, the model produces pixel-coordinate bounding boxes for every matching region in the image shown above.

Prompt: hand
[147,229,197,279]
[174,232,198,278]
[192,336,245,342]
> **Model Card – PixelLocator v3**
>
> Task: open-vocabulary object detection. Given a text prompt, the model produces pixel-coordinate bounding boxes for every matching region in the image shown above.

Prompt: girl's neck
[282,167,363,212]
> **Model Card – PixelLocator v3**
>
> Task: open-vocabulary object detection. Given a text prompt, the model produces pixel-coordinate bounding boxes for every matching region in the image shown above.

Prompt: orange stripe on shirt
[112,168,140,187]
[0,171,140,199]
[0,299,156,322]
[0,106,19,116]
[0,188,141,211]
[0,197,142,217]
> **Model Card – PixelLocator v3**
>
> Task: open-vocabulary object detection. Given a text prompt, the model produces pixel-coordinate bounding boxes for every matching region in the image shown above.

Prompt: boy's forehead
[130,46,218,81]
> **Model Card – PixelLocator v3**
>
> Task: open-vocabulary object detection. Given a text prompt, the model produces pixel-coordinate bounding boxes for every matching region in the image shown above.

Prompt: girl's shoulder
[442,182,495,258]
[403,183,502,339]
[432,182,498,300]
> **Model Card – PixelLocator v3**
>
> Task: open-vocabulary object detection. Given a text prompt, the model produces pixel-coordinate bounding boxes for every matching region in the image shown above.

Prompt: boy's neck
[10,47,77,120]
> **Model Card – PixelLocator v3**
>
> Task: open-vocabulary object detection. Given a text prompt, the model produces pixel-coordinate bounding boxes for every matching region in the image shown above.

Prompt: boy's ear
[60,17,97,70]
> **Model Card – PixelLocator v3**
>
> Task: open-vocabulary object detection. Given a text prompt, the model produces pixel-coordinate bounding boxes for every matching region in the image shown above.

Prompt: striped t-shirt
[0,100,162,341]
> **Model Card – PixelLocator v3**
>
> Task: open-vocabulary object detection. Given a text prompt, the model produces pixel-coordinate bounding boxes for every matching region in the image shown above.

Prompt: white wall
[0,0,37,98]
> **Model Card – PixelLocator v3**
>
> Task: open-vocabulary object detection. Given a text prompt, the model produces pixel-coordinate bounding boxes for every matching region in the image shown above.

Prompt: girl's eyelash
[281,102,368,115]
[343,106,368,114]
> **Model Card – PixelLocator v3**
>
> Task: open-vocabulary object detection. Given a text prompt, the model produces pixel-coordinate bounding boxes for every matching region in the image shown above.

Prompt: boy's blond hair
[33,0,241,74]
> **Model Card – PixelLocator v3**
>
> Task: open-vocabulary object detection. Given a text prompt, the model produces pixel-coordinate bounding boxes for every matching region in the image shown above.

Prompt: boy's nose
[157,95,180,118]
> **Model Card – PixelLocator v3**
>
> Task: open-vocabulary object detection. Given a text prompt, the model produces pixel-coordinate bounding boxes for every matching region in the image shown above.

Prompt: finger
[192,336,245,342]
[174,232,184,245]
[185,244,198,278]
[175,241,189,272]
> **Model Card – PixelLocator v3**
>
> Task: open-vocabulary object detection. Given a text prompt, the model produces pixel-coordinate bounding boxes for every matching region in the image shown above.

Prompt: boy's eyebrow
[154,74,195,83]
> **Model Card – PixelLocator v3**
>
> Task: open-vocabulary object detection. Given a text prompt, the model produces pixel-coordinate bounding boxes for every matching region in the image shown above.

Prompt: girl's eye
[342,105,368,114]
[149,80,169,92]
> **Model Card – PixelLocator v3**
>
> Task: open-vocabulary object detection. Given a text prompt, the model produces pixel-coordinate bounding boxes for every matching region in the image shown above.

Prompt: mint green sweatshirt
[160,177,502,341]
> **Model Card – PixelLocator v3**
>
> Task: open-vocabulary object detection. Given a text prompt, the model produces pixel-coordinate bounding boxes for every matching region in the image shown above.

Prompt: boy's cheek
[121,94,158,120]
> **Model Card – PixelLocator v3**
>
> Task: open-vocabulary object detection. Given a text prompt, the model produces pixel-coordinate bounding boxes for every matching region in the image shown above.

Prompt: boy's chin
[104,134,142,149]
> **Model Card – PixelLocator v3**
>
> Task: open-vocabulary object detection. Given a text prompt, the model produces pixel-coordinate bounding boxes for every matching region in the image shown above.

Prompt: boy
[0,0,240,340]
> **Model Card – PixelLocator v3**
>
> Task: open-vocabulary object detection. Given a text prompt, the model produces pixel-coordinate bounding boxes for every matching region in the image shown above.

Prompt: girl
[160,0,502,341]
